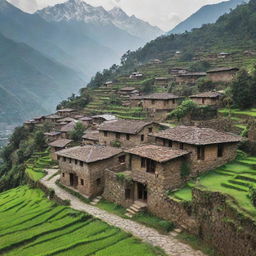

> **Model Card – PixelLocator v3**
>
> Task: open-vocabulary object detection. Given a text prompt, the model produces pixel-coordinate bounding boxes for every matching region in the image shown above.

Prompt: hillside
[169,0,248,34]
[0,32,83,125]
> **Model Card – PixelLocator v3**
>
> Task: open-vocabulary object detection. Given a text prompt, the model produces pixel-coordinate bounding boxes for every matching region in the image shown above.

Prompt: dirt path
[41,169,206,256]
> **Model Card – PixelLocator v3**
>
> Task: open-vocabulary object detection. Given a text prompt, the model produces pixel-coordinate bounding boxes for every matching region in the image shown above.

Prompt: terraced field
[170,156,256,217]
[0,186,165,256]
[25,151,56,181]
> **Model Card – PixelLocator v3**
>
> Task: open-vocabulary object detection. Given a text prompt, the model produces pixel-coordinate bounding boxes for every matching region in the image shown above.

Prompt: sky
[7,0,227,31]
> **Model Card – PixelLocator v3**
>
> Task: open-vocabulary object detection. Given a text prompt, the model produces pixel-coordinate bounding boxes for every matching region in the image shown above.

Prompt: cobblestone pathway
[41,170,206,256]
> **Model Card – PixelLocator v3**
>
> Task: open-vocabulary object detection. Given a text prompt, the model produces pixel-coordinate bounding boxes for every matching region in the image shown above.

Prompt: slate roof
[92,114,117,121]
[82,131,100,141]
[60,121,78,132]
[141,93,181,100]
[120,87,136,91]
[99,120,155,134]
[57,108,75,113]
[207,67,239,73]
[151,126,242,145]
[57,117,76,123]
[126,145,189,163]
[190,91,222,98]
[56,145,122,163]
[178,72,206,77]
[79,117,93,121]
[44,131,61,136]
[45,114,62,120]
[49,139,72,148]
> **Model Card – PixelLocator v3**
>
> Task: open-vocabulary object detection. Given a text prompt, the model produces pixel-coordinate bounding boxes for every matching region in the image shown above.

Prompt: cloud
[7,0,225,31]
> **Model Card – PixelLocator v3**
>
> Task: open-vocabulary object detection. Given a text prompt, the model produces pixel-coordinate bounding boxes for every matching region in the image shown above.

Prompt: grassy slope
[170,156,256,217]
[0,186,165,256]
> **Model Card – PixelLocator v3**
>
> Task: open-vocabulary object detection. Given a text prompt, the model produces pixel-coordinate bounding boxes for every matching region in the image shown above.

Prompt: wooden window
[126,134,130,140]
[63,157,66,162]
[141,135,144,142]
[197,146,205,160]
[141,158,146,168]
[104,131,108,137]
[69,158,72,163]
[151,99,155,105]
[146,159,156,173]
[116,133,120,139]
[75,160,78,165]
[168,140,173,147]
[180,143,184,150]
[163,139,167,146]
[119,155,126,163]
[57,155,60,160]
[80,161,84,167]
[172,99,175,104]
[148,127,153,133]
[164,100,168,106]
[217,144,224,158]
[202,98,205,104]
[125,189,131,199]
[81,179,84,186]
[62,173,65,177]
[96,178,101,186]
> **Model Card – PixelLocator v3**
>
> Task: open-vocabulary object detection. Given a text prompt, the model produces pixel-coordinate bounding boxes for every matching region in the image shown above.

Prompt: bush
[69,122,86,142]
[249,186,256,207]
[180,161,191,178]
[111,140,121,148]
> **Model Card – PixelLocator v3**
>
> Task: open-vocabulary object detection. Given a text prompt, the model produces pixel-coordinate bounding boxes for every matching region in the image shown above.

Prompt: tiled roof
[49,139,72,148]
[99,120,155,134]
[126,145,189,163]
[60,121,78,132]
[82,131,99,141]
[79,116,93,121]
[44,131,61,136]
[151,126,242,145]
[57,117,76,123]
[92,114,117,121]
[178,72,206,77]
[57,108,75,112]
[141,93,181,100]
[190,91,222,98]
[56,145,122,163]
[120,87,136,91]
[207,67,239,73]
[45,114,62,119]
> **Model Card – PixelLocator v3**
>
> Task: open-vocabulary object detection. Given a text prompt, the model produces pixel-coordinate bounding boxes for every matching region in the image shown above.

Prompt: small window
[172,99,175,104]
[217,144,224,158]
[141,158,146,168]
[75,160,78,165]
[168,140,173,147]
[146,159,156,173]
[125,189,131,199]
[202,98,205,104]
[81,179,84,186]
[119,155,126,163]
[116,133,120,139]
[197,146,205,160]
[141,135,144,142]
[80,161,84,167]
[164,100,168,106]
[104,131,108,137]
[148,127,153,133]
[151,99,155,105]
[163,139,167,146]
[126,134,130,140]
[62,173,65,177]
[96,178,101,186]
[57,155,60,160]
[69,158,72,163]
[63,157,66,162]
[180,143,184,150]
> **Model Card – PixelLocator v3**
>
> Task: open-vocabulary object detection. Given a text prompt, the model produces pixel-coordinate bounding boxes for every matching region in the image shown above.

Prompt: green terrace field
[170,156,256,218]
[219,108,256,118]
[25,151,56,182]
[0,186,165,256]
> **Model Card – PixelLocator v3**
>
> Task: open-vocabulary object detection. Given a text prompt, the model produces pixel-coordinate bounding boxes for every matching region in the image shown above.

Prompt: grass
[0,186,166,256]
[219,108,256,117]
[25,150,56,182]
[170,156,256,218]
[97,199,174,234]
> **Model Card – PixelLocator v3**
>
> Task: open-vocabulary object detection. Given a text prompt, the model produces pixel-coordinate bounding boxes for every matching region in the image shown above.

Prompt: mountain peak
[109,6,128,18]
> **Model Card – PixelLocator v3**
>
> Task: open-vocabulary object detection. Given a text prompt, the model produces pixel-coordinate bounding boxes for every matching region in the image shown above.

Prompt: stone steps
[125,201,147,218]
[90,196,102,206]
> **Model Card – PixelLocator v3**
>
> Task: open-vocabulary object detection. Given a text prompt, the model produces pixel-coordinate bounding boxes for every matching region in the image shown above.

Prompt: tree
[141,78,154,93]
[69,122,86,142]
[197,78,215,92]
[231,69,254,109]
[34,131,46,150]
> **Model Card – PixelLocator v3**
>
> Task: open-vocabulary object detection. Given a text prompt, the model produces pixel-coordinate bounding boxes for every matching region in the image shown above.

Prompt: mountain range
[169,0,249,34]
[0,0,162,127]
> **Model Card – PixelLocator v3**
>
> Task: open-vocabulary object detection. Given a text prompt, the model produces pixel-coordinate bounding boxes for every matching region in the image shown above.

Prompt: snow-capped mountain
[37,0,163,41]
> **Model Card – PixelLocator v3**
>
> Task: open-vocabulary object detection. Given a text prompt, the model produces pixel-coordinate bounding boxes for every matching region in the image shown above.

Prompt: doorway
[69,173,78,188]
[137,183,147,202]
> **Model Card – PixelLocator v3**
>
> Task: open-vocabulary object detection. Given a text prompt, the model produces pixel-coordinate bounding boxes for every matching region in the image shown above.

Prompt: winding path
[41,169,206,256]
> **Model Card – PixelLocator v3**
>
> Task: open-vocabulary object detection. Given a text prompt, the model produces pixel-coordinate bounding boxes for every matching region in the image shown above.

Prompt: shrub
[180,161,190,178]
[249,186,256,207]
[111,140,121,148]
[69,122,86,142]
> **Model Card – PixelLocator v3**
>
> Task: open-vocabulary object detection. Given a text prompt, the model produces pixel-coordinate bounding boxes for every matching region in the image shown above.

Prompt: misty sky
[8,0,227,31]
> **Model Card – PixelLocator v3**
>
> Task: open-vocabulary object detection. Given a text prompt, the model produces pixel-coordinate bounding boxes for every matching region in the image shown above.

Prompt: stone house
[44,131,62,143]
[60,121,78,139]
[103,81,113,88]
[151,126,242,175]
[176,72,206,85]
[45,114,62,123]
[99,119,160,148]
[189,91,222,106]
[92,114,117,125]
[82,130,100,145]
[118,87,139,97]
[154,77,170,88]
[24,120,37,130]
[149,59,162,64]
[129,72,143,80]
[168,67,188,76]
[49,139,73,160]
[57,145,125,198]
[57,108,76,118]
[79,117,93,127]
[103,145,189,209]
[207,67,239,83]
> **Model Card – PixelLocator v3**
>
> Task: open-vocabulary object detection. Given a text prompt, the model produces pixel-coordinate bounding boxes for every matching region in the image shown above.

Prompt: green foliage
[69,122,86,142]
[249,186,256,207]
[34,131,46,150]
[189,61,211,72]
[197,78,215,92]
[236,150,247,160]
[180,161,191,178]
[111,140,121,148]
[105,95,122,106]
[169,99,197,121]
[141,78,155,93]
[9,126,29,148]
[116,173,133,184]
[180,50,194,61]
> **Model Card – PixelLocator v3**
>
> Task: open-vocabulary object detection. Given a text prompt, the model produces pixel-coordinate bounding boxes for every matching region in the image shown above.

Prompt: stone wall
[99,123,160,148]
[143,99,178,110]
[191,97,220,106]
[207,71,236,83]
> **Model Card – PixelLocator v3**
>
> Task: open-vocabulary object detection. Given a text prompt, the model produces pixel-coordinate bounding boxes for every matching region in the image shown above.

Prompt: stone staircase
[125,201,147,218]
[90,196,102,206]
